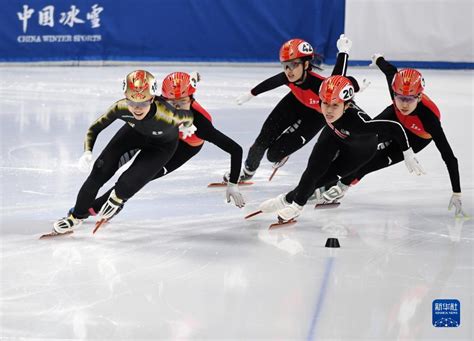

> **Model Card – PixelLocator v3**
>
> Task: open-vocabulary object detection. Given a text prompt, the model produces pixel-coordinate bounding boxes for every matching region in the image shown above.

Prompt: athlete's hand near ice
[226,182,245,208]
[403,148,425,175]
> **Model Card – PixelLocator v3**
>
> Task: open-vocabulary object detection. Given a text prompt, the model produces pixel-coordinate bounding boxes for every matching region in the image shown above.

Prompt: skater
[229,35,353,182]
[323,55,466,217]
[52,70,194,234]
[90,71,245,214]
[257,75,424,224]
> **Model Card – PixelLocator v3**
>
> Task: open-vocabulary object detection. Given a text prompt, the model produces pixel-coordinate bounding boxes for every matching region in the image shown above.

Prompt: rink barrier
[1,0,343,64]
[2,1,472,69]
[2,60,472,70]
[347,60,474,70]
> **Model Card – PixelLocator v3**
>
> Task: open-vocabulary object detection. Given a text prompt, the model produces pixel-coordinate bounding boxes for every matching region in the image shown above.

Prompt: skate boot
[100,200,124,222]
[240,166,256,181]
[259,193,290,213]
[307,186,328,204]
[223,165,256,183]
[53,213,84,234]
[97,190,124,220]
[322,181,349,202]
[277,202,303,222]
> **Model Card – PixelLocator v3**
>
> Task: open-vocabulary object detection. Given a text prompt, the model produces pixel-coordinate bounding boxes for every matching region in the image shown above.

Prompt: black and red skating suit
[341,57,461,193]
[183,101,243,184]
[244,53,349,172]
[325,102,409,149]
[250,53,349,111]
[251,70,325,112]
[286,102,411,206]
[90,99,243,212]
[72,96,193,218]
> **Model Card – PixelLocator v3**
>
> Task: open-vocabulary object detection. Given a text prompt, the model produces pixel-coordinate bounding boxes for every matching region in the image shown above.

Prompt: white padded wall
[345,0,473,62]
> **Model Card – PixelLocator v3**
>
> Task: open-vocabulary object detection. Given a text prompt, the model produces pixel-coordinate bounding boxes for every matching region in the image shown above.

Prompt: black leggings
[286,133,378,206]
[340,107,432,186]
[245,92,325,171]
[73,124,179,218]
[90,141,202,212]
[340,137,431,186]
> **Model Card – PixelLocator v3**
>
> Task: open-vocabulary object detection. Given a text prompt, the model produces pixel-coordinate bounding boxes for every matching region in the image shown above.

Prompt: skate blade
[39,230,73,239]
[244,210,262,219]
[207,181,254,187]
[314,202,340,209]
[269,156,289,181]
[269,218,297,229]
[93,218,108,234]
[268,168,278,181]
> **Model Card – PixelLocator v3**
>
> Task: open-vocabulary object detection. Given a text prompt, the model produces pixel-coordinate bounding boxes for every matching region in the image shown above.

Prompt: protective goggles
[281,60,303,71]
[166,97,191,108]
[126,99,153,107]
[394,93,419,103]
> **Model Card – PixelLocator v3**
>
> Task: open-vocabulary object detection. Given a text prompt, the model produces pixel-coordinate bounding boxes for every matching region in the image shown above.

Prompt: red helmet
[391,69,425,96]
[123,70,157,102]
[279,39,314,62]
[319,75,355,104]
[161,72,198,99]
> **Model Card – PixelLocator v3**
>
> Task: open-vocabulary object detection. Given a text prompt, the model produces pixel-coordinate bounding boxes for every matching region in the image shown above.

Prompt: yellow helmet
[122,70,157,102]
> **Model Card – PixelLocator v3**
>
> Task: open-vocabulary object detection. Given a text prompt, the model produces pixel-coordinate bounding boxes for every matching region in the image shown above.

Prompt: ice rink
[1,65,473,340]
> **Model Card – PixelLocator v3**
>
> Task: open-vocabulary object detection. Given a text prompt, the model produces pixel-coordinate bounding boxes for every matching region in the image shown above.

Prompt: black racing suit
[340,58,461,193]
[72,96,193,219]
[244,52,350,172]
[90,100,243,212]
[285,102,411,206]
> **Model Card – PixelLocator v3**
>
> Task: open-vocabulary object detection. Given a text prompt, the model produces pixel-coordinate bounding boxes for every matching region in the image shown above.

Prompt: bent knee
[266,148,285,163]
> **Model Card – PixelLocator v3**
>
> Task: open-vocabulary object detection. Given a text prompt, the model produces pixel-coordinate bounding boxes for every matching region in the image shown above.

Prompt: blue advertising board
[0,0,345,63]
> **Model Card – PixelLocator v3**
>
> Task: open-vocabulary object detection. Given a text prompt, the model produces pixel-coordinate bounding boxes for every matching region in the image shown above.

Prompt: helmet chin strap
[294,69,308,85]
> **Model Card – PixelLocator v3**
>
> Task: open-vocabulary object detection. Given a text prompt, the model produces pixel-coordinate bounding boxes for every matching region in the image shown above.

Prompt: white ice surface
[0,65,473,340]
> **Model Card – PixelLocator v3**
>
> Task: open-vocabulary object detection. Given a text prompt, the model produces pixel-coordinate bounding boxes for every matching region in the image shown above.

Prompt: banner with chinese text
[0,0,344,63]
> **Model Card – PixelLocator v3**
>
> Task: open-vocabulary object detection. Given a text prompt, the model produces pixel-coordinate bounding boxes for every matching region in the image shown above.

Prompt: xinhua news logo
[432,299,460,327]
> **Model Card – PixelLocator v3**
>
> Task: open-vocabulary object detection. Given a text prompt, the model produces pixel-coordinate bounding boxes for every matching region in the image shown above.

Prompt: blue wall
[0,0,345,63]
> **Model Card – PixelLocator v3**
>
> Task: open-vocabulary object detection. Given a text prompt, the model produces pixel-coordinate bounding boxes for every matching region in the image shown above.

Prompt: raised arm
[371,55,398,99]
